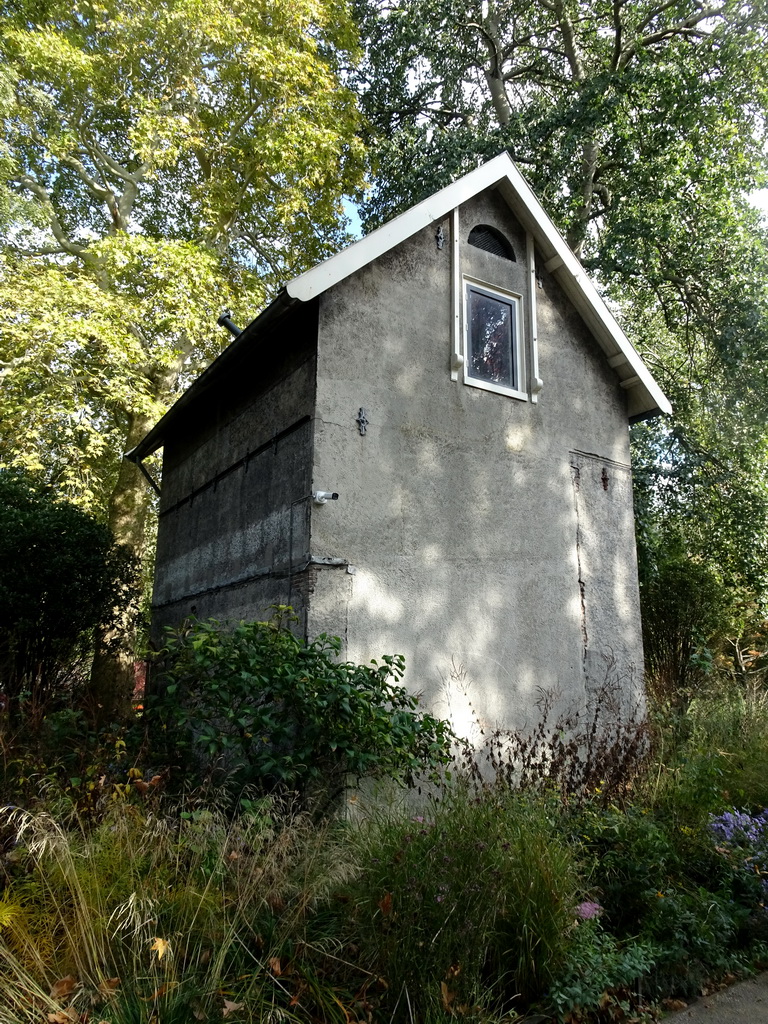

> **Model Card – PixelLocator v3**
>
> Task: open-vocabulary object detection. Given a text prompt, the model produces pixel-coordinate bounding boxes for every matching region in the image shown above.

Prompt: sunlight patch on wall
[353,569,404,623]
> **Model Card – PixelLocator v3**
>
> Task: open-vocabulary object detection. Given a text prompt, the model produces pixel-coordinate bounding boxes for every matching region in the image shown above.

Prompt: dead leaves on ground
[45,974,116,1024]
[49,978,77,1002]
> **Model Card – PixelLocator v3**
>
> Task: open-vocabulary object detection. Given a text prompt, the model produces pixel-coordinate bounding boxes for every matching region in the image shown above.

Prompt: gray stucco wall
[308,189,644,738]
[151,308,319,634]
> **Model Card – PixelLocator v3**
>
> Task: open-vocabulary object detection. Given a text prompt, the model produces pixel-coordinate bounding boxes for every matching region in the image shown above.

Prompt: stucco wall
[152,310,318,634]
[308,189,643,737]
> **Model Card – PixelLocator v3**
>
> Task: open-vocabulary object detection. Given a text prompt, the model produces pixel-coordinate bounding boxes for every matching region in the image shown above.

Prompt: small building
[129,153,670,736]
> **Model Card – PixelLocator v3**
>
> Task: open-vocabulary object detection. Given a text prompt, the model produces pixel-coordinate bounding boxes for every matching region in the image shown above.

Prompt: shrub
[146,614,454,805]
[572,802,760,1001]
[0,471,133,726]
[548,918,658,1023]
[639,552,733,705]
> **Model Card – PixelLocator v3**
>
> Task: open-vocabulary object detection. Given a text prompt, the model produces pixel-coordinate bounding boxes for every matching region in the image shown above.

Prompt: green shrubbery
[1,697,768,1023]
[2,552,768,1022]
[146,614,455,805]
[0,471,134,725]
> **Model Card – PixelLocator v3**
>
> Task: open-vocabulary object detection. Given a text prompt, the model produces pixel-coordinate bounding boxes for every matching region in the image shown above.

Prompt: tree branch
[465,18,512,125]
[553,0,586,83]
[621,4,727,66]
[13,175,88,259]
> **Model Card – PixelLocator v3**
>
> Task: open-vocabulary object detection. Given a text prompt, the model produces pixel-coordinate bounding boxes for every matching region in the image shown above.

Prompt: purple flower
[709,808,768,847]
[576,900,602,920]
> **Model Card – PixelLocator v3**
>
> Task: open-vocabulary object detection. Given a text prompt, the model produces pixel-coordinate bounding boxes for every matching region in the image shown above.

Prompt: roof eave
[125,287,299,463]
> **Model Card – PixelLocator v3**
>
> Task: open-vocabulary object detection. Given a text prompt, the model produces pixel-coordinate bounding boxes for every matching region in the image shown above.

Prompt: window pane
[467,288,515,389]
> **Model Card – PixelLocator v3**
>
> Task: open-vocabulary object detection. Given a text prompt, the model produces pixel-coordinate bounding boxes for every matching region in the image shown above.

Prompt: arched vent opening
[468,224,516,261]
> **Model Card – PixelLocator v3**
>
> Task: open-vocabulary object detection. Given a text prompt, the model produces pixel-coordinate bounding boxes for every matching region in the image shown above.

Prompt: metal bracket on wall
[129,454,161,496]
[435,224,445,250]
[356,407,369,435]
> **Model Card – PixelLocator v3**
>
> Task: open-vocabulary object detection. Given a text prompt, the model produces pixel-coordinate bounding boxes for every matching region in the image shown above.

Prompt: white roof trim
[286,152,671,420]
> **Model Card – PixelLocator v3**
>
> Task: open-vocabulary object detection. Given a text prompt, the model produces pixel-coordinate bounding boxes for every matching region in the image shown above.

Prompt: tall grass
[345,787,580,1020]
[0,801,360,1024]
[643,683,768,818]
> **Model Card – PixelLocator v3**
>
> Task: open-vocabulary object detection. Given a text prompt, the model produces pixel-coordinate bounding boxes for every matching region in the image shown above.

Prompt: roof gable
[129,153,670,463]
[286,152,670,420]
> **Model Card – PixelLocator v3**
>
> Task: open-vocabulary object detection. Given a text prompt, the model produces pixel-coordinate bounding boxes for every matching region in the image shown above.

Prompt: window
[468,224,516,261]
[464,281,526,400]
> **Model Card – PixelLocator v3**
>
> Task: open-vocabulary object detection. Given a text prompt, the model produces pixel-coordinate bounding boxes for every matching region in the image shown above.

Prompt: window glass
[467,286,516,390]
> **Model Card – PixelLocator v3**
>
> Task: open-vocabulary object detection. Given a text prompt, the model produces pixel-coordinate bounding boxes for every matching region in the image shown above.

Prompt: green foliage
[0,0,364,529]
[647,688,768,817]
[0,471,133,719]
[639,548,734,703]
[570,803,759,1001]
[353,0,768,612]
[346,789,580,1017]
[548,921,658,1023]
[3,682,768,1024]
[147,615,454,801]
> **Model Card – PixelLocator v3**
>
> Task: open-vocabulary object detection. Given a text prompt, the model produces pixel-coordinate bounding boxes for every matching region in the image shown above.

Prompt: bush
[146,614,454,805]
[0,471,133,725]
[640,551,733,705]
[571,802,759,1001]
[548,918,658,1023]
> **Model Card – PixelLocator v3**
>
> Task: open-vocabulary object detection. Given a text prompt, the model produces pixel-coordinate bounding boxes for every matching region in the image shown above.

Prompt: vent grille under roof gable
[468,224,516,261]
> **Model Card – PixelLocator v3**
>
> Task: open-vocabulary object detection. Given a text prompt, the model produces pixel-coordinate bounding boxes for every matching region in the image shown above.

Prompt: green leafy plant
[548,917,658,1023]
[0,470,134,726]
[146,614,454,805]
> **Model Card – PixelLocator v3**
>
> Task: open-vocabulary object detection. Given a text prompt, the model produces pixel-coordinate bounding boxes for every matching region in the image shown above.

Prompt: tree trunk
[87,409,156,727]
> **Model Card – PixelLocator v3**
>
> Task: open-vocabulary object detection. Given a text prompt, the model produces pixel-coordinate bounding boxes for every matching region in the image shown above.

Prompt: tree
[0,0,364,715]
[352,0,768,608]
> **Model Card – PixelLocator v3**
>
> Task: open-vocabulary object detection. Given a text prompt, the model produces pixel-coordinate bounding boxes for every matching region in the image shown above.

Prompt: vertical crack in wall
[570,464,588,659]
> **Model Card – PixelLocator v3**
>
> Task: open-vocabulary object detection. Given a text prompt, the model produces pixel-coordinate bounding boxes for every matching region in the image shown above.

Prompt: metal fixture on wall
[217,310,242,337]
[356,408,369,435]
[435,224,445,250]
[312,490,339,505]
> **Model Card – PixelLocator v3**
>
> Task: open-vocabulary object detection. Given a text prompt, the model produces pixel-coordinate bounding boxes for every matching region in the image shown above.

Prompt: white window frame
[462,278,527,401]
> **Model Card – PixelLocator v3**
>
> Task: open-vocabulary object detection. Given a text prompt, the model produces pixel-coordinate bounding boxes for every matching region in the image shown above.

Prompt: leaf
[97,978,120,1000]
[142,983,172,1001]
[150,937,170,960]
[268,957,282,976]
[47,1010,78,1023]
[662,998,688,1011]
[49,976,77,1001]
[222,999,244,1018]
[378,892,393,917]
[440,982,455,1012]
